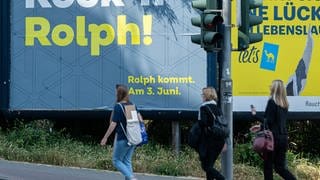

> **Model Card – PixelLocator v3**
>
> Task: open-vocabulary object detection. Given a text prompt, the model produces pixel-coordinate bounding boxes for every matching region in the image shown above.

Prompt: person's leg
[264,151,274,180]
[123,145,136,176]
[274,136,296,180]
[112,139,134,179]
[200,154,210,179]
[199,146,213,180]
[205,154,224,180]
[206,140,225,180]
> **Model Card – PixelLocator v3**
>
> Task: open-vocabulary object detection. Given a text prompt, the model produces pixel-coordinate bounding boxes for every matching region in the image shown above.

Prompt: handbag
[252,118,274,158]
[188,121,201,149]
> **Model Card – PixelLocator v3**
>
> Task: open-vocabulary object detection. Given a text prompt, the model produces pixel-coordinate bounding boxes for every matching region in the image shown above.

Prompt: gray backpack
[118,103,142,146]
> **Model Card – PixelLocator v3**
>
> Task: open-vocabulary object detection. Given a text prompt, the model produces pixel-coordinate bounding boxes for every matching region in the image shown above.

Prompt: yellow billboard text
[25,15,153,56]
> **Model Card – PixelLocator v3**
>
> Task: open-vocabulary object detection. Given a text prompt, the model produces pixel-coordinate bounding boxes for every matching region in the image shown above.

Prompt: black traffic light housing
[191,0,224,52]
[238,0,263,50]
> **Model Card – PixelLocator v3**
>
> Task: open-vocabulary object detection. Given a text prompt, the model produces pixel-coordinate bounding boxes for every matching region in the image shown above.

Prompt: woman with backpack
[198,87,226,180]
[250,80,296,180]
[100,84,141,180]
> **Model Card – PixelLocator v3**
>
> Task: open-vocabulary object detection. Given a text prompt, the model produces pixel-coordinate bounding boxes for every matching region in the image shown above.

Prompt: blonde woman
[198,87,225,180]
[251,80,296,180]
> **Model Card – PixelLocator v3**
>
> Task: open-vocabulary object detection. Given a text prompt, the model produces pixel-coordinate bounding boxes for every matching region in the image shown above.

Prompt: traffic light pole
[221,0,233,179]
[207,52,219,88]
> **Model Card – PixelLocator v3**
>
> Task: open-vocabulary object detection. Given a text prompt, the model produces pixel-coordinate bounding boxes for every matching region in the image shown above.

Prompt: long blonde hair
[270,79,289,109]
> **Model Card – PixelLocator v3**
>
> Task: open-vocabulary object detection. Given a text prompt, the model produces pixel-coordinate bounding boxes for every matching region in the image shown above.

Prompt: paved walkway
[0,160,202,180]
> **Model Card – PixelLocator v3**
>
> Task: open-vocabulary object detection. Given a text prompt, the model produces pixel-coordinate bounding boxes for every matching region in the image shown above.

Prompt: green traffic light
[191,34,202,45]
[237,0,263,51]
[249,0,263,8]
[191,17,201,27]
[204,32,223,44]
[203,12,223,46]
[238,31,250,50]
[249,16,263,26]
[191,0,206,10]
[249,33,263,44]
[190,0,224,51]
[190,0,206,47]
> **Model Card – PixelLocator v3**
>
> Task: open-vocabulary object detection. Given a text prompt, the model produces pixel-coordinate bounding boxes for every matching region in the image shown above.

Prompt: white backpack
[118,103,142,146]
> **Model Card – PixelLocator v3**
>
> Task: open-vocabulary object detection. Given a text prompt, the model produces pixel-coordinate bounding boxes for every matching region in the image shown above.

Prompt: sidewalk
[0,160,203,180]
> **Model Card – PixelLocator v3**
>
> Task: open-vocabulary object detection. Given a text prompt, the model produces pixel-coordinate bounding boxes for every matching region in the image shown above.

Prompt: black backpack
[205,105,229,139]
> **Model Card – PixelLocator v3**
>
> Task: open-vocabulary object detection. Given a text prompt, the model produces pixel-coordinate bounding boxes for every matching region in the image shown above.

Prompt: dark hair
[116,84,129,102]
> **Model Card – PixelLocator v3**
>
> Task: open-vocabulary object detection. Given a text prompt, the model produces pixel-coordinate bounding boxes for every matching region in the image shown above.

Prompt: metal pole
[221,0,233,179]
[171,121,180,155]
[0,0,11,110]
[207,52,218,88]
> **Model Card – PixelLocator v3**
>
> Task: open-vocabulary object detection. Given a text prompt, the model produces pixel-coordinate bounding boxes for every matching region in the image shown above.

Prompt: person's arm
[100,105,120,146]
[109,111,114,123]
[250,105,263,123]
[100,121,117,146]
[250,105,262,133]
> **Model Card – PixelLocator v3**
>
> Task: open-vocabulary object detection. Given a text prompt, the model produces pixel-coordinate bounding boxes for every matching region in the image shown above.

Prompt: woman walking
[251,80,296,180]
[100,84,141,180]
[198,87,226,180]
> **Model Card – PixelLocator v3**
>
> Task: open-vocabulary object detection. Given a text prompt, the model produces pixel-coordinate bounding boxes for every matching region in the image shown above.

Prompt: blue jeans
[113,138,136,179]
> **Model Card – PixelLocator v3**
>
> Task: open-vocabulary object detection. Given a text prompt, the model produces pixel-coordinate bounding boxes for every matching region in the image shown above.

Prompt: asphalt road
[0,160,201,180]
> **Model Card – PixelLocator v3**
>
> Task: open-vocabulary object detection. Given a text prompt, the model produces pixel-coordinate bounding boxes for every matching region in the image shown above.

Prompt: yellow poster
[232,0,320,112]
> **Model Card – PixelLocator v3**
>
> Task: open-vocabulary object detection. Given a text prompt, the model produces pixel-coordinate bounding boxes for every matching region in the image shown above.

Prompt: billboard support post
[171,120,180,155]
[221,0,233,179]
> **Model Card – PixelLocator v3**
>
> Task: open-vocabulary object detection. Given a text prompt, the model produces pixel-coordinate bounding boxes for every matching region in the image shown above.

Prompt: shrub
[5,119,61,149]
[288,121,320,156]
[234,141,263,167]
[0,119,319,179]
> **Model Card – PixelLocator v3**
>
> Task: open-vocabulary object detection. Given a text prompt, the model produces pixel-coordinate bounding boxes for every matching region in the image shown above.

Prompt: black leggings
[200,139,225,180]
[264,135,296,180]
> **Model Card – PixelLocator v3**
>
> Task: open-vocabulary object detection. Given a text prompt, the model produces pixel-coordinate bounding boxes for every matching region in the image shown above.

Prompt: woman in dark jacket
[198,87,226,180]
[251,80,296,180]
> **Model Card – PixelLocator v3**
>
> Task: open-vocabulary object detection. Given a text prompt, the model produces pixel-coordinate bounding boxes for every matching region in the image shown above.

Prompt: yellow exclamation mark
[143,15,152,45]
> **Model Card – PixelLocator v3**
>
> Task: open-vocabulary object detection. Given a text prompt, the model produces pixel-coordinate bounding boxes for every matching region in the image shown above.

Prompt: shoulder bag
[252,118,274,158]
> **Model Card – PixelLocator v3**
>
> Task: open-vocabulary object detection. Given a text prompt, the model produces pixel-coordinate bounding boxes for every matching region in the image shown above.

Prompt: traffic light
[238,0,263,50]
[191,0,206,46]
[191,0,224,52]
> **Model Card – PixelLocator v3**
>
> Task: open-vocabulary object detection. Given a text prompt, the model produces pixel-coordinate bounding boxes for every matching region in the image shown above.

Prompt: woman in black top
[198,87,226,180]
[251,80,296,180]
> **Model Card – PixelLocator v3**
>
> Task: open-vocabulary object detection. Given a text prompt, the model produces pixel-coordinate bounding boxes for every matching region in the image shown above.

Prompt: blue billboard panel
[10,0,206,110]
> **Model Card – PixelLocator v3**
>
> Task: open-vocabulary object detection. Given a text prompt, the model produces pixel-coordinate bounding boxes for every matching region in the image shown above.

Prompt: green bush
[0,119,319,179]
[288,121,320,156]
[234,141,263,167]
[5,119,60,149]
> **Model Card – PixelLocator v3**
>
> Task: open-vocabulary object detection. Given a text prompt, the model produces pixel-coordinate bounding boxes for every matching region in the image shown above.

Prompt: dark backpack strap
[205,105,217,127]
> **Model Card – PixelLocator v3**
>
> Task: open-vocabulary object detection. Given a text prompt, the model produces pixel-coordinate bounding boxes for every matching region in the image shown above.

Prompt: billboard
[232,0,320,112]
[10,0,206,111]
[9,0,320,115]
